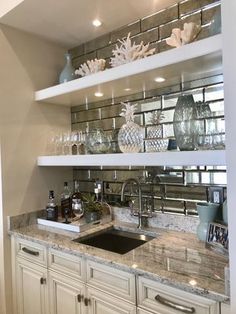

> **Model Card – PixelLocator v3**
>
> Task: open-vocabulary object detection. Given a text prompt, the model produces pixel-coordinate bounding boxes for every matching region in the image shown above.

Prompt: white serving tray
[37,215,112,233]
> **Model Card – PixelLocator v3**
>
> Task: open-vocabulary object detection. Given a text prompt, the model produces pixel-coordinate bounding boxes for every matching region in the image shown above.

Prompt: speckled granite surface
[9,219,229,303]
[112,207,199,233]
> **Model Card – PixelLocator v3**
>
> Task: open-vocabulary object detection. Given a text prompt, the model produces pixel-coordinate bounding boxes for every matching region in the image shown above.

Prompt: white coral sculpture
[110,33,155,68]
[75,58,106,77]
[166,22,201,48]
[181,22,201,45]
[120,102,137,123]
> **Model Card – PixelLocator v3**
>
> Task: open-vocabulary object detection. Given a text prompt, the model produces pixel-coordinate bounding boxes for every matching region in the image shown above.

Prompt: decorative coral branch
[166,22,201,48]
[75,58,106,77]
[110,33,155,68]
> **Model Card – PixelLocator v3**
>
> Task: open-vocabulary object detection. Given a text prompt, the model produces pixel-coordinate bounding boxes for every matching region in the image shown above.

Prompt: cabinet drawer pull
[40,278,46,285]
[84,297,90,306]
[155,295,195,313]
[22,247,39,256]
[77,294,83,303]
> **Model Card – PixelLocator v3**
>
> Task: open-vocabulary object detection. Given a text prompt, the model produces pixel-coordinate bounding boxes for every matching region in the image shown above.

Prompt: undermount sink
[72,227,155,254]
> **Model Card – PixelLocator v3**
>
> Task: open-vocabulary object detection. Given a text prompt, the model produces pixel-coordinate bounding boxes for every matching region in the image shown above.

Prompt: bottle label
[46,206,58,221]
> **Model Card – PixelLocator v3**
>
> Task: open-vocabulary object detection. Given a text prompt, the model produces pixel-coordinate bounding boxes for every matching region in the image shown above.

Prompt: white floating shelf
[37,150,226,167]
[35,35,222,107]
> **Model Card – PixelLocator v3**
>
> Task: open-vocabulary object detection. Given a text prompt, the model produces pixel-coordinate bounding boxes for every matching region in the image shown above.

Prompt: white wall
[0,25,72,314]
[0,0,24,18]
[221,1,236,313]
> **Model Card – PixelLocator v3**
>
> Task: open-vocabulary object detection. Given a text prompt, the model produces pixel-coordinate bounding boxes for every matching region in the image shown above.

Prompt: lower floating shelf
[37,150,225,167]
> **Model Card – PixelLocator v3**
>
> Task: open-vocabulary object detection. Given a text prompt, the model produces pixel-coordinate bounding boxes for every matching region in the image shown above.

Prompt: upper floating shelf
[37,150,226,167]
[35,35,222,107]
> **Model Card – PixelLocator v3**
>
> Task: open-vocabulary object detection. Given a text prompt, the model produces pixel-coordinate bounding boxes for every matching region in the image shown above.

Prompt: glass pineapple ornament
[118,102,143,153]
[146,110,168,152]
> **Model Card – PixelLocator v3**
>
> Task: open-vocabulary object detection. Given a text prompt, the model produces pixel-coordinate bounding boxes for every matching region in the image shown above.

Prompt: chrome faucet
[121,178,148,229]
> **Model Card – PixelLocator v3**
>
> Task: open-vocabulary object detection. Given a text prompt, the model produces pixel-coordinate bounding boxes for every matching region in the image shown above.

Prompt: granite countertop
[9,220,229,303]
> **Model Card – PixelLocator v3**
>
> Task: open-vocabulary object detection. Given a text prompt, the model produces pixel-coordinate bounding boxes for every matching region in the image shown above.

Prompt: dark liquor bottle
[71,180,83,218]
[61,182,72,218]
[46,190,58,221]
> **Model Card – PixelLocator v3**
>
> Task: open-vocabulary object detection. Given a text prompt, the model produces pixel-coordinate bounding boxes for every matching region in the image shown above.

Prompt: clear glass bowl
[145,138,169,152]
[86,129,111,154]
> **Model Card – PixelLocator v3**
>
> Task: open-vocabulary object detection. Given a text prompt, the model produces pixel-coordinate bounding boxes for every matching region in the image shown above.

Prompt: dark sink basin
[73,227,154,254]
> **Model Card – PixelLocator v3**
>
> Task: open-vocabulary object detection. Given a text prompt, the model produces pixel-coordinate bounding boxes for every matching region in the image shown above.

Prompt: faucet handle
[129,199,135,215]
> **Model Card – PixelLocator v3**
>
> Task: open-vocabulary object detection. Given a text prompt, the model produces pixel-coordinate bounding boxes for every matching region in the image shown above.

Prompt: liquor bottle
[61,182,72,218]
[46,190,58,221]
[71,180,83,218]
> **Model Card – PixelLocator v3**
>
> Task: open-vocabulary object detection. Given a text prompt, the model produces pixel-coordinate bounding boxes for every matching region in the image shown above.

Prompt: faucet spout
[121,178,143,229]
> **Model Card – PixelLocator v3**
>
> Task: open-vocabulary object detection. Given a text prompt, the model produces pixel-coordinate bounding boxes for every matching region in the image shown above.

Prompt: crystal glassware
[118,102,143,153]
[145,138,169,152]
[86,129,111,154]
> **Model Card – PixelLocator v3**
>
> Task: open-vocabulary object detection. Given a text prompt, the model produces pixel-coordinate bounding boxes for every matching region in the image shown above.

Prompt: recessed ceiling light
[94,92,104,97]
[124,88,131,91]
[92,19,102,27]
[154,77,166,83]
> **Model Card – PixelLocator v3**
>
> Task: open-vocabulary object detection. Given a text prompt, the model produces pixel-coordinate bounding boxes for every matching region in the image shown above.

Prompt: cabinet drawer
[87,260,136,304]
[87,286,137,314]
[49,249,85,281]
[138,277,219,314]
[15,238,47,267]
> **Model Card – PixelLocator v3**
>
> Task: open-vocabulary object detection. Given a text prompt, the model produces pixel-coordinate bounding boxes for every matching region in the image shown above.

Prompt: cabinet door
[49,271,86,314]
[221,303,230,314]
[86,287,136,314]
[16,258,48,314]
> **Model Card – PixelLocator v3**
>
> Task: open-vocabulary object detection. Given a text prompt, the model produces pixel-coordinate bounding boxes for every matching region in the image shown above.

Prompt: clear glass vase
[59,53,75,84]
[173,94,197,151]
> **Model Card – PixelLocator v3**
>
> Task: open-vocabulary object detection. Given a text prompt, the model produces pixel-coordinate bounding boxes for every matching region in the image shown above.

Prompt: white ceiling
[0,0,178,48]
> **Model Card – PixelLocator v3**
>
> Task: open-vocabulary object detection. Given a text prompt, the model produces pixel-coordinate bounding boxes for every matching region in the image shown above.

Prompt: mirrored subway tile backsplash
[73,165,226,216]
[71,76,226,217]
[69,0,225,217]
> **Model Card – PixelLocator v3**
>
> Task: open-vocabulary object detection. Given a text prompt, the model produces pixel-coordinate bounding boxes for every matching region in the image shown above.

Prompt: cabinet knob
[84,297,91,306]
[77,294,83,303]
[40,278,46,285]
[155,295,195,313]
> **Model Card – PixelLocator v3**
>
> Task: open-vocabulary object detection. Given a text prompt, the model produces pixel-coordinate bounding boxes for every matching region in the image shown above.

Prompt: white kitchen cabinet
[49,271,86,314]
[15,258,48,314]
[12,237,222,314]
[86,260,136,304]
[49,247,136,313]
[137,277,219,314]
[86,286,136,314]
[12,236,49,314]
[221,303,230,314]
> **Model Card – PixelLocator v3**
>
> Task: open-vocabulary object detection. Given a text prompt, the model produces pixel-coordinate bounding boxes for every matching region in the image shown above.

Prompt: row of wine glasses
[47,131,86,155]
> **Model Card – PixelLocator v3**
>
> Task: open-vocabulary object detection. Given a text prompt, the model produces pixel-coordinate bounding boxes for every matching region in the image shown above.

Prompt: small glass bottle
[61,182,72,218]
[46,190,58,221]
[71,180,83,218]
[59,53,75,84]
